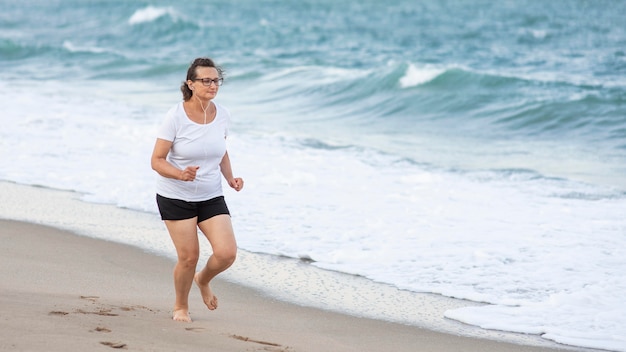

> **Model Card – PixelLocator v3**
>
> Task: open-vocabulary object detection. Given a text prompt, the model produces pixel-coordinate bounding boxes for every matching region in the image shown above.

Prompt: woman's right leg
[164,217,200,322]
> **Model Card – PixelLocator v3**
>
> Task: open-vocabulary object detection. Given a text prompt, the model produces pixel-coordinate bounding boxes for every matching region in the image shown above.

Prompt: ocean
[1,0,625,350]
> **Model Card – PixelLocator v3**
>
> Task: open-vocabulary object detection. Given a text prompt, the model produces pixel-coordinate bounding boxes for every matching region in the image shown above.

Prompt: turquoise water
[2,1,625,350]
[3,0,625,188]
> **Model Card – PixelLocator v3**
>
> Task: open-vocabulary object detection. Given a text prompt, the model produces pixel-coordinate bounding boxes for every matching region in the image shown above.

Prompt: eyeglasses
[193,77,224,87]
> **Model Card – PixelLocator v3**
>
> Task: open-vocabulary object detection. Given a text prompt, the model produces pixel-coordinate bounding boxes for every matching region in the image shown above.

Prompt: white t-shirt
[156,101,230,202]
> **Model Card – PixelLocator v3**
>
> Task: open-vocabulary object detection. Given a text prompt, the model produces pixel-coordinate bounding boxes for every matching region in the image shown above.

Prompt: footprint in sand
[230,334,282,347]
[80,295,100,301]
[119,305,155,312]
[77,308,119,316]
[48,311,69,316]
[100,341,127,349]
[185,327,205,332]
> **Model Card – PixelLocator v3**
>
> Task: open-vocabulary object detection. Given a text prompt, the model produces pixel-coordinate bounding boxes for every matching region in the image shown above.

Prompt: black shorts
[156,194,230,222]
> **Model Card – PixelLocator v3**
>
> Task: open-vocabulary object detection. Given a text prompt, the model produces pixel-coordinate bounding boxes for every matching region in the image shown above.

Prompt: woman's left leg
[194,214,237,310]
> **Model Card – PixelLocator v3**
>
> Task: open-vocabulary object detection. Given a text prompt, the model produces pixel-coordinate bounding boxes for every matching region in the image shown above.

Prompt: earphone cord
[194,96,211,194]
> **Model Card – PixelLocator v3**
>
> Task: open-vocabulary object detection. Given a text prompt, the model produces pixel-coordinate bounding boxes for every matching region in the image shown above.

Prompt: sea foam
[399,63,445,88]
[128,6,176,25]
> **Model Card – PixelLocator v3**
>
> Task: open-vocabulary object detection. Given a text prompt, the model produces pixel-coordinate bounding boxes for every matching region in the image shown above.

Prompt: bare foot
[172,309,192,322]
[194,273,218,310]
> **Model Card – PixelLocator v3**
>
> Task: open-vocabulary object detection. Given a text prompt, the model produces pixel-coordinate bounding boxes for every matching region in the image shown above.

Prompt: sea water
[1,1,625,351]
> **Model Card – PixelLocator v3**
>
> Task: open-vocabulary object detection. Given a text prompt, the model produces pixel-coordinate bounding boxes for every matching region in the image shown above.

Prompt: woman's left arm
[220,151,244,191]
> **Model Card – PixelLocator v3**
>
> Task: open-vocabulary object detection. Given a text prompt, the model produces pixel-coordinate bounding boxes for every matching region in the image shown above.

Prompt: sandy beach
[0,180,598,352]
[0,217,589,352]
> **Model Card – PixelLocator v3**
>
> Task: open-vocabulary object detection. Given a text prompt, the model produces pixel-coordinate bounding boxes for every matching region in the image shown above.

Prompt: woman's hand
[180,166,200,181]
[228,177,244,191]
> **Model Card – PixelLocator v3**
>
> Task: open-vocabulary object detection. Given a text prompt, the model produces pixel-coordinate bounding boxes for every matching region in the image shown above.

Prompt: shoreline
[0,181,596,351]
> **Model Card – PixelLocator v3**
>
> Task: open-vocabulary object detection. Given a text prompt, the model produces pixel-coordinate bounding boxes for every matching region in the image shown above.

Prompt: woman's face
[189,66,220,100]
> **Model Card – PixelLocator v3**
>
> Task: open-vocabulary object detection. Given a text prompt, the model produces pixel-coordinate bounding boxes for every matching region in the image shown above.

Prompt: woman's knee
[214,246,237,265]
[178,250,200,268]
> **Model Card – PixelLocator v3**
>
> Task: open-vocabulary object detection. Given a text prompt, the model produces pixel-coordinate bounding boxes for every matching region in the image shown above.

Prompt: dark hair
[180,57,224,101]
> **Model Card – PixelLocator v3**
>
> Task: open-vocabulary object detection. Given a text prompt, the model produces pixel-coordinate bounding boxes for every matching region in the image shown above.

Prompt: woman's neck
[185,96,214,124]
[188,96,211,111]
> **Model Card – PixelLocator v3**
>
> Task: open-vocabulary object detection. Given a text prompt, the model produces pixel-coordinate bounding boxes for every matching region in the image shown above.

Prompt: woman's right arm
[151,138,198,181]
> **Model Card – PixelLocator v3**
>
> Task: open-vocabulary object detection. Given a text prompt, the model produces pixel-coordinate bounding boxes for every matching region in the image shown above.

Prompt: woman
[151,57,244,322]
